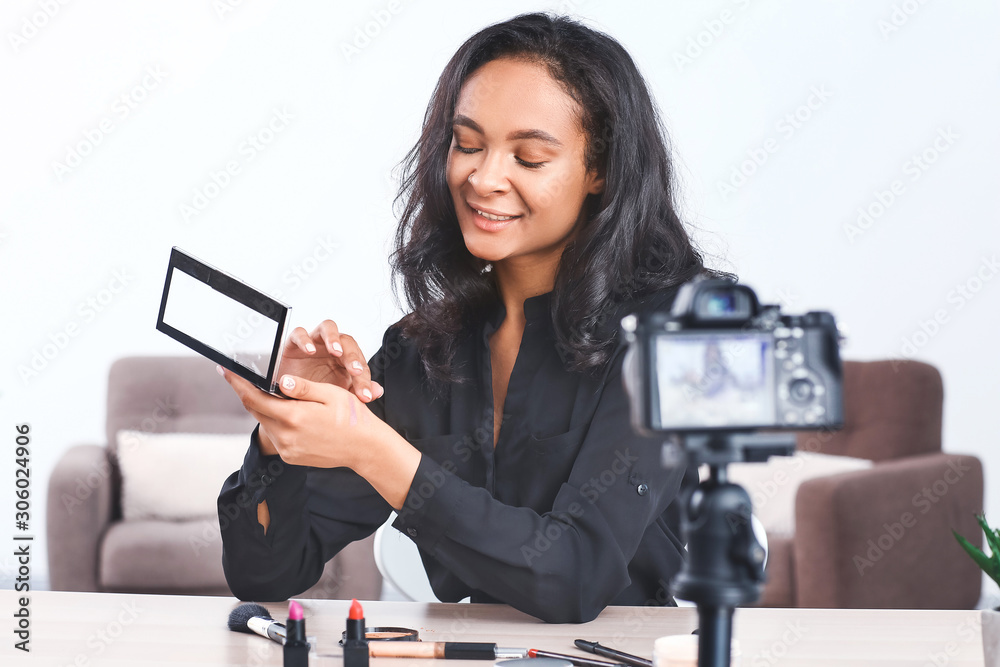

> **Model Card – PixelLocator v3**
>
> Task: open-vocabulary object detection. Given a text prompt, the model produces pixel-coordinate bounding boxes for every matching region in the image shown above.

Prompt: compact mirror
[156,247,291,397]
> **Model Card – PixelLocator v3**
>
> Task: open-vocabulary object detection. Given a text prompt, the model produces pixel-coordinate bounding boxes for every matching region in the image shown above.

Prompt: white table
[0,590,992,666]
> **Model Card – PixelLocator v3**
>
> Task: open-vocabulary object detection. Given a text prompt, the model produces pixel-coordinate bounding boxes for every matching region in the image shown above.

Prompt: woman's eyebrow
[452,114,563,147]
[507,128,563,147]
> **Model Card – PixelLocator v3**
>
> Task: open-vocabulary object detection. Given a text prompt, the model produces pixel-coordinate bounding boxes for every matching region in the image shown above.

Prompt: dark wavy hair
[392,12,712,383]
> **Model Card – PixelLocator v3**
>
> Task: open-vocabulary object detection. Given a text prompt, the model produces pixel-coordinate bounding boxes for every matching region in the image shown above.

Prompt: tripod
[668,433,796,667]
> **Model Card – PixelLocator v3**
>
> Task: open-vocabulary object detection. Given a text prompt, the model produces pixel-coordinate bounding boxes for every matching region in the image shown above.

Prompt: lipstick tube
[284,600,309,667]
[344,599,369,667]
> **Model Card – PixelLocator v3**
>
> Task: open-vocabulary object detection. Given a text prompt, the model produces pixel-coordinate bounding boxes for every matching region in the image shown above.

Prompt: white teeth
[474,208,515,222]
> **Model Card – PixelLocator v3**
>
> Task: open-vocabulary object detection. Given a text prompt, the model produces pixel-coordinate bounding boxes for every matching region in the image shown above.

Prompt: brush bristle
[228,602,273,632]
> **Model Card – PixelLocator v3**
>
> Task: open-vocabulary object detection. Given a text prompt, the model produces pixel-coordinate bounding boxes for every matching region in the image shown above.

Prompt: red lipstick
[344,598,369,667]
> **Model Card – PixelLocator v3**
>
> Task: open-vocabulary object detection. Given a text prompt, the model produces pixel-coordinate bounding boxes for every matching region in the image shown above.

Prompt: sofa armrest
[793,452,983,609]
[46,445,115,591]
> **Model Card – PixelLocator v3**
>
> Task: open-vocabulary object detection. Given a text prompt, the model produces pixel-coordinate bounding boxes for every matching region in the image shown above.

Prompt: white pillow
[116,430,250,521]
[708,451,873,538]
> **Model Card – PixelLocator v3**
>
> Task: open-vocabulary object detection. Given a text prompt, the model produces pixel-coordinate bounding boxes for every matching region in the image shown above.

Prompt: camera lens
[789,378,814,403]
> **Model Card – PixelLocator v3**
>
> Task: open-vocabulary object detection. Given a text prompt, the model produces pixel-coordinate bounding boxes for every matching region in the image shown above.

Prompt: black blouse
[218,290,691,623]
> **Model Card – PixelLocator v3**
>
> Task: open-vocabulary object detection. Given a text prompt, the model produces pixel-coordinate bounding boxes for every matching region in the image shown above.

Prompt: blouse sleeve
[391,343,687,623]
[217,341,396,602]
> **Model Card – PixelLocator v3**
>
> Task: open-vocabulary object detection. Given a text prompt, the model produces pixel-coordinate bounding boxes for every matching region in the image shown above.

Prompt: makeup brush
[227,602,286,644]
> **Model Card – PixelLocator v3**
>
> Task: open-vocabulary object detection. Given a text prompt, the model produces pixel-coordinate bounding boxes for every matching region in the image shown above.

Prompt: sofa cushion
[116,430,249,521]
[100,518,230,594]
[724,451,872,537]
[106,356,256,458]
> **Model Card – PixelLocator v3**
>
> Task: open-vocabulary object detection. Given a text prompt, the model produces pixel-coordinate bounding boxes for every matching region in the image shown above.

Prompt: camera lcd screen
[155,247,290,395]
[654,332,775,429]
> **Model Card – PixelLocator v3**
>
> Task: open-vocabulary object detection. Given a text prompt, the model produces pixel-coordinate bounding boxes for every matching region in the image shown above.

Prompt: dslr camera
[622,278,843,434]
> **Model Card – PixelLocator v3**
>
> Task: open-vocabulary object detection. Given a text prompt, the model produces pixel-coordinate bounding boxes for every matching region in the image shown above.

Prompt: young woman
[218,13,713,623]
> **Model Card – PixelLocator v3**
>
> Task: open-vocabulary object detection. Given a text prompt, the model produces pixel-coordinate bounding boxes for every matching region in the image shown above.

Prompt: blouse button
[260,474,274,486]
[406,527,418,538]
[636,483,649,496]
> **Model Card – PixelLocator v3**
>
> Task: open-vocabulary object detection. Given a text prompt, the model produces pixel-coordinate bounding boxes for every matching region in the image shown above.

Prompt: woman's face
[446,57,603,268]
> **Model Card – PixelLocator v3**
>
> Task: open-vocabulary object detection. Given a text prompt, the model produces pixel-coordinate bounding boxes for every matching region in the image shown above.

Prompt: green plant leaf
[977,515,1000,570]
[954,530,998,584]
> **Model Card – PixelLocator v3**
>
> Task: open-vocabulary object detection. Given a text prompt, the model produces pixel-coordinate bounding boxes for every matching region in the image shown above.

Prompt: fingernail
[216,365,225,377]
[362,388,373,400]
[282,376,295,390]
[351,361,363,372]
[332,342,344,354]
[374,383,384,399]
[305,343,316,353]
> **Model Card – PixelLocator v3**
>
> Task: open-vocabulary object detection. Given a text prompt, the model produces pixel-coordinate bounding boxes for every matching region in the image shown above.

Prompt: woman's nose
[467,150,510,195]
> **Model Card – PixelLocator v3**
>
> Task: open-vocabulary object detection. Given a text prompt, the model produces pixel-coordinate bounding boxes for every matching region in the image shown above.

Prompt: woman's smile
[468,203,522,231]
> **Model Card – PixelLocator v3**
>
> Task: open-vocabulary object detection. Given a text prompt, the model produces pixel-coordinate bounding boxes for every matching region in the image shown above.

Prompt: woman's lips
[468,204,521,232]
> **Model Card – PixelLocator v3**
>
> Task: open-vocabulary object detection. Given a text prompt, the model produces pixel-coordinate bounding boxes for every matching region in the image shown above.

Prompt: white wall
[1,0,997,594]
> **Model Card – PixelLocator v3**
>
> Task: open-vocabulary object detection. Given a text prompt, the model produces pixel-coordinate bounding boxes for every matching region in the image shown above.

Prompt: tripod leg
[696,605,733,667]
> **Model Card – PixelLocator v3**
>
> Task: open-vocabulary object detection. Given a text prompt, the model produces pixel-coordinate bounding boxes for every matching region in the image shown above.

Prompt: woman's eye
[516,157,545,169]
[452,143,544,168]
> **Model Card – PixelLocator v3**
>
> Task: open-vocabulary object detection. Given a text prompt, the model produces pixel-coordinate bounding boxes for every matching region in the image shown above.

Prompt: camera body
[622,279,843,434]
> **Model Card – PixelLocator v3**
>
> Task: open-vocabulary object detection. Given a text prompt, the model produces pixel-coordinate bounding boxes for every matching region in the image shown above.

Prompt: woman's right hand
[275,320,383,404]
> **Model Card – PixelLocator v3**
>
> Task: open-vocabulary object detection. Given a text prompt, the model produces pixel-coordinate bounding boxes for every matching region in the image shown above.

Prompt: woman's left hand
[220,367,390,470]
